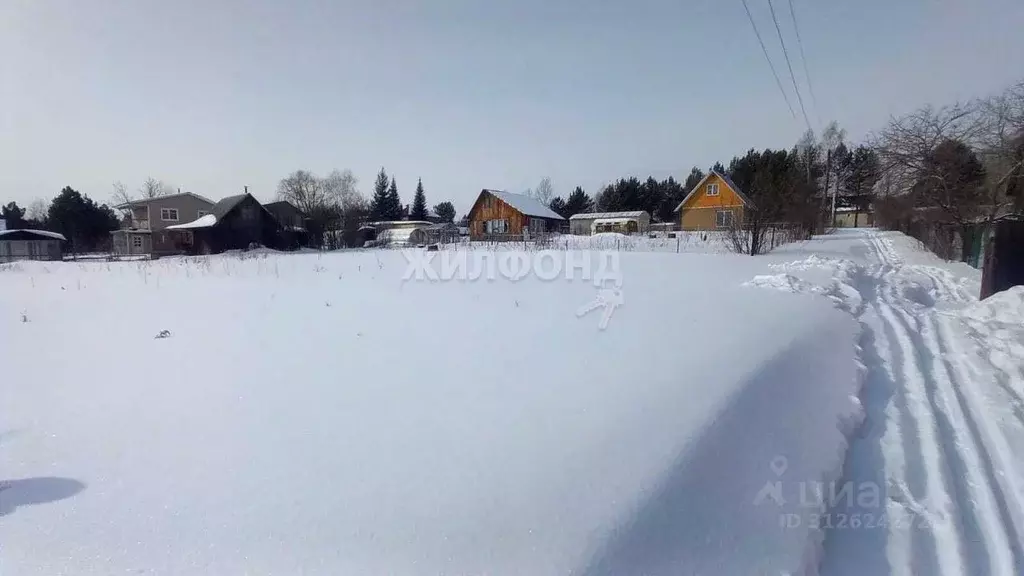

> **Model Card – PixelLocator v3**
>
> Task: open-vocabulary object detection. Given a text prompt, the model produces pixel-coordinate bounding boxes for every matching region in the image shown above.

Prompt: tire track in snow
[918,266,1024,573]
[868,234,964,576]
[870,232,1021,575]
[875,285,963,575]
[894,299,1005,576]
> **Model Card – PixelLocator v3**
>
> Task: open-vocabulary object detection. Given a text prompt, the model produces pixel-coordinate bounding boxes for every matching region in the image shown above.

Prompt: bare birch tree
[140,177,166,199]
[533,177,554,206]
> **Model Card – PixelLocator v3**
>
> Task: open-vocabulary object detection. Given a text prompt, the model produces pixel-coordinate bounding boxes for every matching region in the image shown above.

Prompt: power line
[740,0,796,119]
[787,0,821,127]
[767,0,812,134]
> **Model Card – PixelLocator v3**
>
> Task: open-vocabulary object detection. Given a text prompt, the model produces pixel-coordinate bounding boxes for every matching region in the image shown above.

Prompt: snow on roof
[569,211,647,220]
[114,192,215,209]
[166,214,217,230]
[0,229,67,241]
[484,190,566,220]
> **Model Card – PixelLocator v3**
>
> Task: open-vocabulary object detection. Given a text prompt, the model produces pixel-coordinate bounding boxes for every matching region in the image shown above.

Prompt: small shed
[376,227,428,247]
[424,222,460,245]
[833,207,874,228]
[569,211,651,235]
[0,229,66,262]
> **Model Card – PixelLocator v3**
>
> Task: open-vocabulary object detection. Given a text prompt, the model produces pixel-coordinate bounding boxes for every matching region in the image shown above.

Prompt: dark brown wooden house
[467,189,566,240]
[166,193,284,254]
[264,200,311,249]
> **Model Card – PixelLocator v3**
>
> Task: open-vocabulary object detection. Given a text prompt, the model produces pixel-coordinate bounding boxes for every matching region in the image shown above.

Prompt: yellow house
[674,170,755,231]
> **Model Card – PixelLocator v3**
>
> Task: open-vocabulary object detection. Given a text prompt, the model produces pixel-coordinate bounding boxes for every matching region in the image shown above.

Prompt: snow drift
[0,250,861,575]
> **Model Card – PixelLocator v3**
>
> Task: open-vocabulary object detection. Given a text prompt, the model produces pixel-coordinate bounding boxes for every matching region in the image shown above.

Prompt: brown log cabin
[467,189,567,241]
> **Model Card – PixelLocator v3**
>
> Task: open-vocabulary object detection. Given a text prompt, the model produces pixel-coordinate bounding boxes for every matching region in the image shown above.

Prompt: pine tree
[386,177,402,220]
[432,201,456,223]
[684,167,705,191]
[563,187,593,216]
[657,177,686,222]
[549,197,568,218]
[370,167,390,221]
[410,179,428,220]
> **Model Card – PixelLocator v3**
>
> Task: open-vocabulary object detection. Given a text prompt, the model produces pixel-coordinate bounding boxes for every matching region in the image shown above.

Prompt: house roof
[264,200,303,214]
[114,192,215,209]
[673,170,755,212]
[569,211,648,220]
[210,194,250,221]
[482,190,566,220]
[0,229,67,241]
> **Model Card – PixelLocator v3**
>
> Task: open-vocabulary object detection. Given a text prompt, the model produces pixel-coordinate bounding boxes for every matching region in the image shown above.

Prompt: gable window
[707,183,720,197]
[716,210,734,228]
[160,208,179,221]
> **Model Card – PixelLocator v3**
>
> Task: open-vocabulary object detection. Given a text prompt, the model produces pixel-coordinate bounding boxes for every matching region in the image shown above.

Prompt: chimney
[244,186,248,194]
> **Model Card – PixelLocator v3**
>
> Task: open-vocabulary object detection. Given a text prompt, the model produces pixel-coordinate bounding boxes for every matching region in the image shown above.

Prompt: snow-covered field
[1,229,1021,575]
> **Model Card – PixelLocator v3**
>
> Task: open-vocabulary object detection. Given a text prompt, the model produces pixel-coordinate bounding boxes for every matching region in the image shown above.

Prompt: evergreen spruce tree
[410,179,428,220]
[432,201,456,223]
[549,197,568,218]
[386,177,402,220]
[563,187,593,216]
[370,167,390,221]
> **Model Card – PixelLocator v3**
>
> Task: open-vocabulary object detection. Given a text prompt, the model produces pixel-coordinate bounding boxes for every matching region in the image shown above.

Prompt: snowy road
[817,230,1024,576]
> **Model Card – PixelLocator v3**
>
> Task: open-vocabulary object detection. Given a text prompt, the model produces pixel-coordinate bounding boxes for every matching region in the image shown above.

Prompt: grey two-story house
[111,192,216,256]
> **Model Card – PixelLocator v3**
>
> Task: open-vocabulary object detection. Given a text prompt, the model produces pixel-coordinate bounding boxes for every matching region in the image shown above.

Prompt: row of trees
[523,81,1021,257]
[2,188,120,252]
[275,168,457,248]
[871,80,1024,258]
[517,123,881,254]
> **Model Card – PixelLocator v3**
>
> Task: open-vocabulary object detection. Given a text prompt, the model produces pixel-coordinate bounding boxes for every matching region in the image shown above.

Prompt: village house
[467,189,566,240]
[674,170,755,231]
[111,192,216,256]
[165,193,284,255]
[264,200,311,248]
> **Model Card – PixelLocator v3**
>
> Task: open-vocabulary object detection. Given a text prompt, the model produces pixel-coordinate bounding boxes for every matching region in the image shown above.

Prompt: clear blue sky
[2,0,1022,215]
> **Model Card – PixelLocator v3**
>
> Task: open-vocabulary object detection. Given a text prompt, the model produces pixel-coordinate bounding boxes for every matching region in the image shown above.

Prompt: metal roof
[569,211,648,220]
[113,192,215,209]
[210,194,250,221]
[0,229,67,241]
[483,190,566,220]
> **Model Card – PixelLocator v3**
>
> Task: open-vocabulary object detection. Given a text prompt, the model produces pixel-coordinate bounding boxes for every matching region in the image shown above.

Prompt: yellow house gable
[680,173,746,210]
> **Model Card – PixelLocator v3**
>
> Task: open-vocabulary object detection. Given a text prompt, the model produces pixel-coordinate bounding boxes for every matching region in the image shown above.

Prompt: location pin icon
[770,456,788,477]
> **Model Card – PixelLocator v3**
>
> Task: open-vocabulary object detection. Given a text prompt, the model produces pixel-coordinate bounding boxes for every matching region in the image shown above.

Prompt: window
[132,235,143,248]
[716,210,734,228]
[160,208,179,221]
[485,219,508,234]
[198,210,210,218]
[707,183,720,197]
